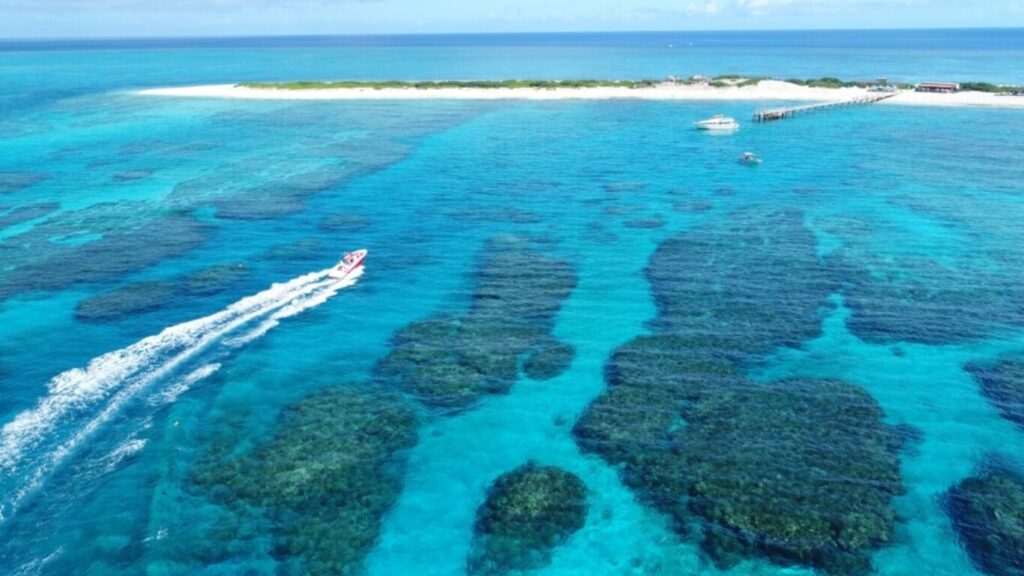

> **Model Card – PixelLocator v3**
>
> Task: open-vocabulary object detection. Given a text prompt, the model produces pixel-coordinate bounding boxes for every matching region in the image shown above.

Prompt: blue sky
[1,0,1022,39]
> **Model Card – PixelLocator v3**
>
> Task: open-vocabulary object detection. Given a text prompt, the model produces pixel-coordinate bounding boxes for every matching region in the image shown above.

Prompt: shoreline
[136,81,1024,109]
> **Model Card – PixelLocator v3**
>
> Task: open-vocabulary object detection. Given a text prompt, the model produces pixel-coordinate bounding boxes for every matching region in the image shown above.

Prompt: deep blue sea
[1,30,1023,576]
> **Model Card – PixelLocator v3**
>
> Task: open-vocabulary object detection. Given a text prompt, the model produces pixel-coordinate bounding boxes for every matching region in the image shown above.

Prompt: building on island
[916,82,960,93]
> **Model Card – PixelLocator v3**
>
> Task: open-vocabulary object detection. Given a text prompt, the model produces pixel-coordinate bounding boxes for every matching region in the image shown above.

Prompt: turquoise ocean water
[1,30,1023,576]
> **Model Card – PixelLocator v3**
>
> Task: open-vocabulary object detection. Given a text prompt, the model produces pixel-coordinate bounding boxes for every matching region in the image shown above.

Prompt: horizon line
[2,26,1022,44]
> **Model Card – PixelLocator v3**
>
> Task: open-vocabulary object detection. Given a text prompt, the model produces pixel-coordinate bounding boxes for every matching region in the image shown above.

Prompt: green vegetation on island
[239,79,663,90]
[238,76,1024,94]
[960,81,1024,94]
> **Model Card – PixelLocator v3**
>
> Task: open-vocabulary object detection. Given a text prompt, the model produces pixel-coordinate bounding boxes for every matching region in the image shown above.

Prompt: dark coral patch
[603,181,647,193]
[573,209,903,575]
[75,281,176,322]
[574,335,742,464]
[680,379,903,575]
[377,238,576,410]
[603,205,638,216]
[318,212,373,232]
[822,198,1024,346]
[261,239,324,262]
[623,216,666,230]
[113,170,154,182]
[182,263,249,296]
[581,222,618,244]
[376,315,519,409]
[523,338,575,381]
[646,209,835,354]
[214,168,354,220]
[0,205,208,301]
[448,206,544,225]
[190,387,417,576]
[945,471,1024,576]
[828,251,1024,345]
[0,172,47,194]
[575,346,905,576]
[469,464,588,575]
[0,202,59,229]
[674,200,713,213]
[966,359,1024,430]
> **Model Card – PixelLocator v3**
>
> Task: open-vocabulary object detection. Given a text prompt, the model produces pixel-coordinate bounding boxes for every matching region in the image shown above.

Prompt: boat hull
[329,249,368,280]
[695,122,739,131]
[694,115,739,131]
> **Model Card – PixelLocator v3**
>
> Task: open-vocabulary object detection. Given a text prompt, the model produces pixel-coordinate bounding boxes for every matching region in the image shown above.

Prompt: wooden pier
[753,92,896,122]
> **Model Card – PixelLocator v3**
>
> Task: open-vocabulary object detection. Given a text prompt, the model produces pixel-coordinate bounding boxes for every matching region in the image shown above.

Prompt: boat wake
[0,267,362,524]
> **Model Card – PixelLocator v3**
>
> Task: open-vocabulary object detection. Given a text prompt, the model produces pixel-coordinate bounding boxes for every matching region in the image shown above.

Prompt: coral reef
[0,202,59,229]
[828,250,1024,344]
[0,205,208,301]
[966,359,1024,430]
[674,200,713,213]
[261,238,324,262]
[214,168,353,220]
[603,205,638,216]
[945,471,1024,576]
[822,196,1024,345]
[680,379,903,575]
[573,209,904,575]
[73,263,248,323]
[182,263,249,296]
[113,170,154,182]
[74,281,176,322]
[523,337,575,381]
[468,464,588,575]
[623,216,666,229]
[448,206,544,224]
[377,238,576,410]
[581,222,618,244]
[603,182,647,193]
[190,387,417,576]
[318,212,373,232]
[646,209,835,354]
[0,171,47,194]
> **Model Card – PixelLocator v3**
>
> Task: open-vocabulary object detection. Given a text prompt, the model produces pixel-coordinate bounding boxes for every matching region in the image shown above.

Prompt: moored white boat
[329,249,368,279]
[695,114,739,131]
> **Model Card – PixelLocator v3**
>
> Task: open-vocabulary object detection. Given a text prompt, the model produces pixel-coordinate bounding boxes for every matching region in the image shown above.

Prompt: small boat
[695,115,739,131]
[739,152,763,165]
[329,249,368,279]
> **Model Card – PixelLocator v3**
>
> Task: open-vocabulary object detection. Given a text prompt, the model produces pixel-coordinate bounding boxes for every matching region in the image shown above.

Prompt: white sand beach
[138,80,1024,109]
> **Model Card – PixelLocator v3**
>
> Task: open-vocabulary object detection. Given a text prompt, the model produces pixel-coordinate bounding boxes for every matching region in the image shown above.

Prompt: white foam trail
[227,269,362,347]
[149,363,221,406]
[1,269,325,473]
[100,438,147,473]
[0,267,360,524]
[13,547,62,576]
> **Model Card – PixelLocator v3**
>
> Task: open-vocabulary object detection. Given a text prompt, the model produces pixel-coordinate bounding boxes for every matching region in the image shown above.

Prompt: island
[138,76,1024,108]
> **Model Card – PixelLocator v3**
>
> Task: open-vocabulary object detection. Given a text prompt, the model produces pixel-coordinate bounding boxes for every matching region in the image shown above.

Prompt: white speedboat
[695,115,739,131]
[329,249,367,279]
